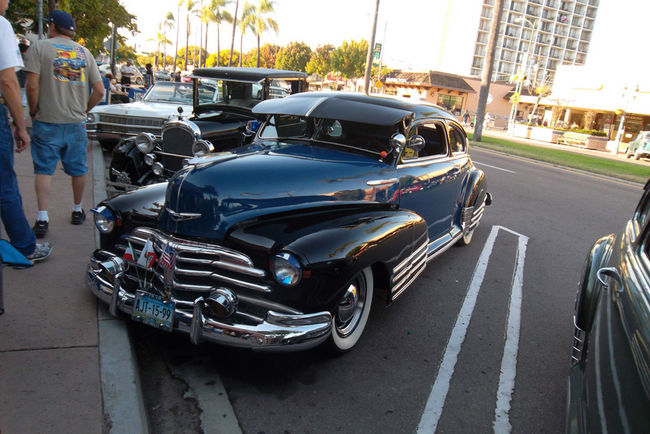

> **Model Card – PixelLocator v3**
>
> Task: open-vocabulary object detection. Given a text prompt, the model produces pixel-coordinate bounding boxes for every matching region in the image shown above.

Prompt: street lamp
[508,17,540,124]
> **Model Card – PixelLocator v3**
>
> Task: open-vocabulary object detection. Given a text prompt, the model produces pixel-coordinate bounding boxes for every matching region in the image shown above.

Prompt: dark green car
[567,180,650,432]
[625,131,650,159]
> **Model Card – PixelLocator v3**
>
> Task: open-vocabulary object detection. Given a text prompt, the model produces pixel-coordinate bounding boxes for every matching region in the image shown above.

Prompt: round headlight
[135,132,156,154]
[192,139,214,156]
[271,252,302,286]
[144,153,156,166]
[152,162,164,175]
[91,206,115,234]
[86,113,97,123]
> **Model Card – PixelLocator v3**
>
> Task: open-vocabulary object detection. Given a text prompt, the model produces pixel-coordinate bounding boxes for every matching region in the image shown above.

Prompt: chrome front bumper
[86,253,332,351]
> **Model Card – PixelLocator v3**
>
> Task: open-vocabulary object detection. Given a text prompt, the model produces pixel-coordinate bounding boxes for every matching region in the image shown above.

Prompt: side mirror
[390,133,407,154]
[408,135,426,152]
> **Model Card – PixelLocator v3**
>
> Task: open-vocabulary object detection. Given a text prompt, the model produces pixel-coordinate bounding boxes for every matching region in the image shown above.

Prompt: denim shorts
[31,120,88,176]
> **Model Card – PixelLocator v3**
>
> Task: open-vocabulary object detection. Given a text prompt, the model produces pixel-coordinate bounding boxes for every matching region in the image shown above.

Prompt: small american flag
[159,242,175,271]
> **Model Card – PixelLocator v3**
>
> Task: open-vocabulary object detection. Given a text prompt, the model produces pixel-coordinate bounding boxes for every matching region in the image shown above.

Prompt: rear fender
[574,234,616,334]
[462,167,489,208]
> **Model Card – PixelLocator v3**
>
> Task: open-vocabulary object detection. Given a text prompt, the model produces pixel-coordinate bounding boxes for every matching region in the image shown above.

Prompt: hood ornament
[165,207,202,222]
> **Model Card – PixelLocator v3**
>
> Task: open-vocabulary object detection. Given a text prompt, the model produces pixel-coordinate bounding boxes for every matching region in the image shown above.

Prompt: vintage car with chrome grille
[108,67,308,190]
[567,180,650,433]
[86,92,491,352]
[86,81,198,150]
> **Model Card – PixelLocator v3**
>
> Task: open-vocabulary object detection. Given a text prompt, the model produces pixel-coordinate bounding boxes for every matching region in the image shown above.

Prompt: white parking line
[474,161,516,174]
[493,231,528,433]
[417,225,529,433]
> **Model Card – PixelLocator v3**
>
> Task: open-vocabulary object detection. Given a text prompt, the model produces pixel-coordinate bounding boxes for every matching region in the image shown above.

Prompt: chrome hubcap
[336,274,367,338]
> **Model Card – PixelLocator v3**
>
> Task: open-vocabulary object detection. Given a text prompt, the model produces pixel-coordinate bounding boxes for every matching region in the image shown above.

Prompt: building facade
[469,0,599,85]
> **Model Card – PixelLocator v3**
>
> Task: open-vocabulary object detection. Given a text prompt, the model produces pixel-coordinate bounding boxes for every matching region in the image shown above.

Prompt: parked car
[87,81,199,150]
[85,92,491,352]
[567,180,650,432]
[154,70,172,81]
[107,67,308,189]
[625,131,650,159]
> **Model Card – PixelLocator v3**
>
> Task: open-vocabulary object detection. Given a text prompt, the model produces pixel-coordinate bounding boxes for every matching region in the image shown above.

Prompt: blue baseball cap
[48,10,76,32]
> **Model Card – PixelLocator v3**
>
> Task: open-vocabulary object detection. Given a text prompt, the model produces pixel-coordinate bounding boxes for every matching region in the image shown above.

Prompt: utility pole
[474,0,504,142]
[363,0,380,95]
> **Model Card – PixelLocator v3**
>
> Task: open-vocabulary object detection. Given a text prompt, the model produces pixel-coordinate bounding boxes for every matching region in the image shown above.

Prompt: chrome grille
[160,126,195,171]
[97,114,164,136]
[116,228,272,302]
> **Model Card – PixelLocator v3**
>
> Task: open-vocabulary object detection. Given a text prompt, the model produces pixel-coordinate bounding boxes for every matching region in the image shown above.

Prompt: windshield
[259,114,398,156]
[144,82,194,104]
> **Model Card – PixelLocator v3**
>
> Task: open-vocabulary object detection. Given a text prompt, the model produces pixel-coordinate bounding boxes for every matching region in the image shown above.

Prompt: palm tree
[184,0,198,70]
[196,0,204,67]
[228,0,239,67]
[202,0,232,67]
[239,2,255,67]
[246,0,278,68]
[174,0,183,72]
[163,11,175,68]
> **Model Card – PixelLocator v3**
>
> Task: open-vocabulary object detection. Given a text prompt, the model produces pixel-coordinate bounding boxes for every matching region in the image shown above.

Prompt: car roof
[190,67,308,82]
[252,92,456,126]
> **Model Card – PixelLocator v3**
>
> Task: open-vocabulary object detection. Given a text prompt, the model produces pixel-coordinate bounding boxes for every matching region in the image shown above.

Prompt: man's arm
[25,71,39,117]
[87,79,105,112]
[0,66,30,152]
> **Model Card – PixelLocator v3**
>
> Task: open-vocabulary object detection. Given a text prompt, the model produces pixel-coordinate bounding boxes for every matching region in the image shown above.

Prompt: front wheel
[328,267,374,353]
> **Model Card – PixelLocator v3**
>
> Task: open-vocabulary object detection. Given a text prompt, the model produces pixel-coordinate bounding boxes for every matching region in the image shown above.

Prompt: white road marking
[417,225,529,433]
[493,233,529,433]
[474,161,516,174]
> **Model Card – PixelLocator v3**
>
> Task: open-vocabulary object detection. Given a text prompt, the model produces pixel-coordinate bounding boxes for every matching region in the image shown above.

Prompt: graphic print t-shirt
[24,36,101,123]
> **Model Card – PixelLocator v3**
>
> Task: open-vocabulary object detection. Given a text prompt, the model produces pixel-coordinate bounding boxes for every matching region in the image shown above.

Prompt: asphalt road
[125,147,643,433]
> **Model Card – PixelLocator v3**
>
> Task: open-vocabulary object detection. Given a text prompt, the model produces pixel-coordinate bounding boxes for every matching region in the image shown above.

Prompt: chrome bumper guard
[86,252,332,351]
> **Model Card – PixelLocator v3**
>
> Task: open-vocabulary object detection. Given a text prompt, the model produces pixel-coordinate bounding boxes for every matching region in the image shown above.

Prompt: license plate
[132,291,175,332]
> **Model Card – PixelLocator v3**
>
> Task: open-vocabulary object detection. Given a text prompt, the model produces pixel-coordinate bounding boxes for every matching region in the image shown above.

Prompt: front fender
[109,137,148,185]
[227,207,428,310]
[574,234,616,334]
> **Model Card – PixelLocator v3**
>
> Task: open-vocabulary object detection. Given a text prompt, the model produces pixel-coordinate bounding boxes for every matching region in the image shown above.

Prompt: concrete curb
[91,142,150,433]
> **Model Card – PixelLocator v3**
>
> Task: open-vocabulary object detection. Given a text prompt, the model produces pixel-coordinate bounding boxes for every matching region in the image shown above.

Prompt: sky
[118,0,650,86]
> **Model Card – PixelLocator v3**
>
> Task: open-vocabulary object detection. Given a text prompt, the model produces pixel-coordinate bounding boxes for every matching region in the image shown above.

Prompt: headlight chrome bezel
[91,205,115,234]
[271,252,303,286]
[135,132,156,154]
[192,139,214,157]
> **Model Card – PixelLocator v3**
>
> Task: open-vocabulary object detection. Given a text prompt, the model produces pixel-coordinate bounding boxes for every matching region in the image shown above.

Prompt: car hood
[160,142,399,241]
[91,101,193,118]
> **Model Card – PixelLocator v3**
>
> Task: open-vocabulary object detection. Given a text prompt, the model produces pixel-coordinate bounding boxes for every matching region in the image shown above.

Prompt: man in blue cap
[24,9,104,238]
[0,0,52,264]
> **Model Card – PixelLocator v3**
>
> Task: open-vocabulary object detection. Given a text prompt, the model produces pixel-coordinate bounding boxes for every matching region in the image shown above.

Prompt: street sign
[372,43,382,66]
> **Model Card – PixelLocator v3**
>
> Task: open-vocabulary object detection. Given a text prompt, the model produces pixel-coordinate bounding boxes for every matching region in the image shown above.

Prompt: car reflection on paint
[86,92,491,353]
[567,179,650,433]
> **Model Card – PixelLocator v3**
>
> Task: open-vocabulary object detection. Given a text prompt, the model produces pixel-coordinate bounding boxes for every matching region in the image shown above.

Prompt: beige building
[517,65,650,141]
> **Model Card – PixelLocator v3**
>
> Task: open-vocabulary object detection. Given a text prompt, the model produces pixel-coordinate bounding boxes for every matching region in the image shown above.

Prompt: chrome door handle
[597,267,623,292]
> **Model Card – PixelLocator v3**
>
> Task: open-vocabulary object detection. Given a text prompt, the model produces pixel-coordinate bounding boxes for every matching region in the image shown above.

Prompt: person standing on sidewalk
[24,10,104,237]
[0,0,51,263]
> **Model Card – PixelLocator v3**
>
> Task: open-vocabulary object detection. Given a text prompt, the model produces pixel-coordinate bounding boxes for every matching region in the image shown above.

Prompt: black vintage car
[108,67,308,189]
[567,181,650,432]
[86,92,491,352]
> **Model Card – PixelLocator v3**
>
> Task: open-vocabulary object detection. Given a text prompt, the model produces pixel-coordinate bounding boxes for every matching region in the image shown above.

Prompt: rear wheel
[328,267,373,353]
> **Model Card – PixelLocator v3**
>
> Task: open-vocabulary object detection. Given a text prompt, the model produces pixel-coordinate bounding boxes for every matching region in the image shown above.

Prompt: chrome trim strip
[427,232,463,262]
[367,178,398,186]
[393,240,428,277]
[393,243,428,284]
[174,267,272,293]
[391,260,427,300]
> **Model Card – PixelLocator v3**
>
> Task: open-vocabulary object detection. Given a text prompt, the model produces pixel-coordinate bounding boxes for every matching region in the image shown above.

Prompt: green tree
[206,49,239,67]
[331,39,368,83]
[306,44,334,76]
[202,0,232,68]
[163,11,175,68]
[228,0,240,66]
[177,46,209,69]
[116,44,137,62]
[238,2,255,67]
[275,41,312,72]
[6,0,137,55]
[243,0,278,68]
[245,43,280,68]
[183,0,199,70]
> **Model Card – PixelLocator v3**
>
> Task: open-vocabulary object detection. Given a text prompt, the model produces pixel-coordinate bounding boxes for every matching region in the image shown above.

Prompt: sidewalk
[482,128,650,166]
[0,142,146,433]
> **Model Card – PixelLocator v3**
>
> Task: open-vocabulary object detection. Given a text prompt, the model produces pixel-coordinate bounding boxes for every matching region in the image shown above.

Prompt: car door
[397,120,466,253]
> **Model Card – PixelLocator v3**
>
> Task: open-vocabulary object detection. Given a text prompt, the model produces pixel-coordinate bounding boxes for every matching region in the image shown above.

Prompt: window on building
[437,94,464,115]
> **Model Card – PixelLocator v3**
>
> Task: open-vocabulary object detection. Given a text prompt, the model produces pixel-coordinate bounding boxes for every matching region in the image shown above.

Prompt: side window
[635,187,650,230]
[448,123,467,154]
[403,123,448,161]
